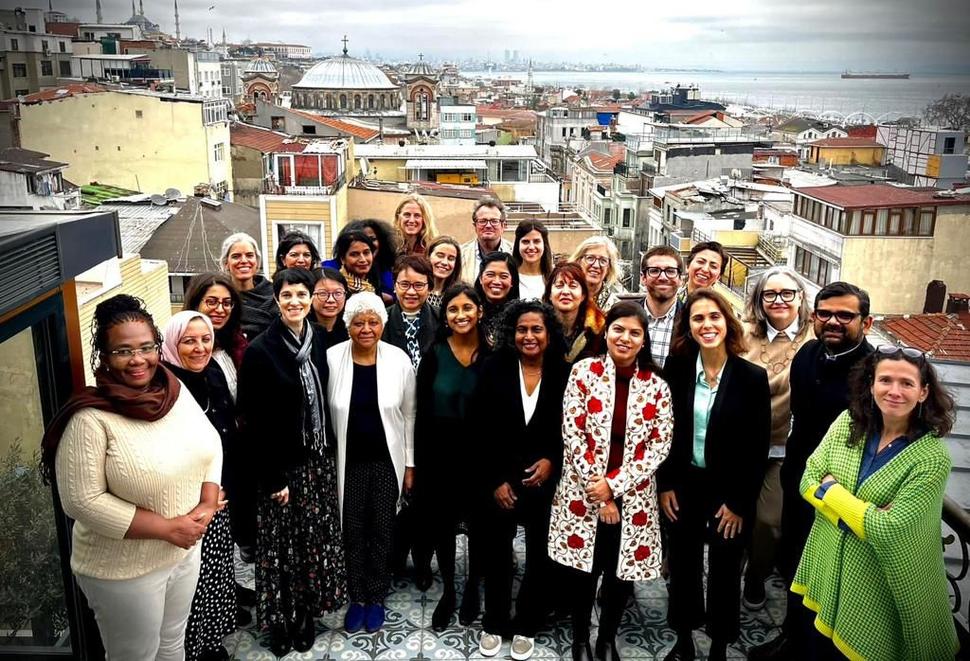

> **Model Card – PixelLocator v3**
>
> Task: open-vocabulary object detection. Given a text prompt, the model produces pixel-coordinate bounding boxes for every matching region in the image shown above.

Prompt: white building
[0,147,81,210]
[254,42,312,60]
[77,24,143,41]
[438,104,476,145]
[877,125,968,189]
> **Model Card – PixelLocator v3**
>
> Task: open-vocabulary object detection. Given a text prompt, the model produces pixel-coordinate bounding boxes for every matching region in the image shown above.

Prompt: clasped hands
[493,459,554,509]
[169,489,228,549]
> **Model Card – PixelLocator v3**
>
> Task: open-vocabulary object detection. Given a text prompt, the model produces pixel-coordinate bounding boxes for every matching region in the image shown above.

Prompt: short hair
[640,245,684,274]
[474,251,520,303]
[604,300,661,374]
[394,193,438,251]
[342,290,388,327]
[393,254,434,283]
[670,288,747,357]
[815,281,871,318]
[313,267,349,295]
[220,232,261,270]
[272,267,316,298]
[743,266,812,336]
[568,236,622,289]
[426,235,463,291]
[543,261,596,329]
[511,220,554,279]
[472,195,506,223]
[275,230,321,271]
[687,241,726,268]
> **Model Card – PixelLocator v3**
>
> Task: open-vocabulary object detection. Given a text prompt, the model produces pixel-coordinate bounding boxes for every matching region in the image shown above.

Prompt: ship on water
[841,71,910,79]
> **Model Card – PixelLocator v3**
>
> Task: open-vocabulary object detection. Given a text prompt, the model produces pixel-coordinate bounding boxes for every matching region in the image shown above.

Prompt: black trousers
[419,492,482,591]
[480,487,553,638]
[666,467,747,643]
[568,501,633,645]
[343,459,398,604]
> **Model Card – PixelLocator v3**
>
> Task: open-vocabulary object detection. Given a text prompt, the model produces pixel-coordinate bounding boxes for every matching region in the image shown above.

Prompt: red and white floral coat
[547,356,673,581]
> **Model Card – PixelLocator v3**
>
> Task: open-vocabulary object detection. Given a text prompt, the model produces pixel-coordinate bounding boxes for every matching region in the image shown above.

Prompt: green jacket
[793,410,958,661]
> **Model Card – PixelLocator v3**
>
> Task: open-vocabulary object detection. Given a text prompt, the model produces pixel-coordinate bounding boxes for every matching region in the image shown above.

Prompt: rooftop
[0,148,67,175]
[879,312,970,362]
[294,53,398,91]
[355,144,538,159]
[1,82,107,106]
[286,109,381,141]
[230,122,307,153]
[809,138,884,148]
[795,183,970,209]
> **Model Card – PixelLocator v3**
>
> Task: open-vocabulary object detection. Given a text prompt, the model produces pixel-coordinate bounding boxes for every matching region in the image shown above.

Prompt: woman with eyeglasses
[42,295,223,661]
[475,251,520,348]
[310,268,350,349]
[792,345,957,660]
[275,229,321,271]
[568,237,622,312]
[161,311,238,661]
[543,262,605,365]
[739,266,815,611]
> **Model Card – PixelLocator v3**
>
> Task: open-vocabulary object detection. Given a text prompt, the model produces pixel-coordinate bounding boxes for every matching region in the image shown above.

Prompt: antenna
[174,0,180,41]
[95,0,102,23]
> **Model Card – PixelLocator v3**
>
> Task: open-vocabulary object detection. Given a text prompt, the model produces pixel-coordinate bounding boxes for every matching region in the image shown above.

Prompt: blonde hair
[568,236,622,288]
[394,194,438,252]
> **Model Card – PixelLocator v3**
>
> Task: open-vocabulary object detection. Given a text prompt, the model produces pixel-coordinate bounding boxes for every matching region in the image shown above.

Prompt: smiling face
[606,315,646,367]
[312,277,346,321]
[429,242,458,282]
[688,297,728,351]
[348,311,384,350]
[480,260,513,303]
[813,294,870,353]
[549,272,584,315]
[397,202,425,239]
[395,266,430,313]
[197,283,233,330]
[176,318,213,373]
[282,242,314,269]
[761,273,802,331]
[871,358,928,426]
[641,254,682,303]
[445,293,481,336]
[342,240,374,277]
[580,245,610,291]
[687,249,723,292]
[276,282,311,327]
[225,241,258,286]
[518,229,544,265]
[514,311,548,361]
[103,320,159,389]
[473,205,506,244]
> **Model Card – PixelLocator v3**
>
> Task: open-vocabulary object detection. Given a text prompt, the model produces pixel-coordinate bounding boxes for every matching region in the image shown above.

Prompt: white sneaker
[511,635,535,661]
[479,631,502,657]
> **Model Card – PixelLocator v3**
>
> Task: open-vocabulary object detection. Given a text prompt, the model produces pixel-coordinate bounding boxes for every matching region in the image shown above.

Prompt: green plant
[0,442,68,645]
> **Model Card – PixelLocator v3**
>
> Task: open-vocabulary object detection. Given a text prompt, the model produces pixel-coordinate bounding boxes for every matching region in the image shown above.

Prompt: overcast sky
[56,0,970,72]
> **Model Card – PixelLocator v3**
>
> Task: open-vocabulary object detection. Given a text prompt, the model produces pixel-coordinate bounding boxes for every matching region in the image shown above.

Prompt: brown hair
[640,245,684,274]
[543,261,597,334]
[670,288,747,357]
[686,240,726,268]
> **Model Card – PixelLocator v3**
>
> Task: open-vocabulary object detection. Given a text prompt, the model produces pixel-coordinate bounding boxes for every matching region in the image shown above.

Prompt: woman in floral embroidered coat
[548,301,674,661]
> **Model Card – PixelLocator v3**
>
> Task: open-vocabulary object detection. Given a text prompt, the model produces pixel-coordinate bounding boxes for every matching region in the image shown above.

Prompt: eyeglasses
[814,309,861,324]
[643,266,681,279]
[202,297,234,310]
[474,218,503,227]
[313,290,345,301]
[107,344,160,359]
[877,345,926,362]
[762,289,799,303]
[396,281,428,292]
[583,255,611,268]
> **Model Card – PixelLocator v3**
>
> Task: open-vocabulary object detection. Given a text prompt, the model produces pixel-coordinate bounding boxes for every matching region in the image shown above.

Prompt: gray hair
[568,235,622,288]
[744,265,812,335]
[472,195,506,223]
[342,291,388,328]
[220,232,261,270]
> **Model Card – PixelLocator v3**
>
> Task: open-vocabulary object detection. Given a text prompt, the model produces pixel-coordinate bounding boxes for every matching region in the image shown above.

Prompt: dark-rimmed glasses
[762,289,798,303]
[814,309,860,324]
[643,266,681,279]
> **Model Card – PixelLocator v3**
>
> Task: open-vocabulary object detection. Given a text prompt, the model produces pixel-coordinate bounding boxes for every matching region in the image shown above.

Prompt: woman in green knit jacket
[794,345,958,660]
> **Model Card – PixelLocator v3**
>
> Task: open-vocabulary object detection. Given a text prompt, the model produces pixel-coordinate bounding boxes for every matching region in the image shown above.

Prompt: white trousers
[76,545,202,661]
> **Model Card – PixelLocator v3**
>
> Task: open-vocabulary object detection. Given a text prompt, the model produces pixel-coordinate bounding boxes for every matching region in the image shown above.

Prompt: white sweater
[55,389,222,580]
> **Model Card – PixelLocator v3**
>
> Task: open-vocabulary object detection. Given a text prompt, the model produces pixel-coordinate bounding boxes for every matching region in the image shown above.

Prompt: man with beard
[461,196,513,284]
[638,246,684,368]
[748,281,874,660]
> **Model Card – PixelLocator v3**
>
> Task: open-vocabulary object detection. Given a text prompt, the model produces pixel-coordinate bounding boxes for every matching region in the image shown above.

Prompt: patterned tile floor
[228,534,783,660]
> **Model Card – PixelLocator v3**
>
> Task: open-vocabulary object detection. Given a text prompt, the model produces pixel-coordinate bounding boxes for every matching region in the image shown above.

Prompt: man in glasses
[749,281,873,661]
[461,195,513,284]
[638,245,684,367]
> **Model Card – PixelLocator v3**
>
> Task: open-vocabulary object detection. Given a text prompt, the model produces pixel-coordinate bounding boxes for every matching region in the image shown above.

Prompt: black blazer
[657,349,771,518]
[471,350,569,498]
[237,317,335,494]
[383,303,438,359]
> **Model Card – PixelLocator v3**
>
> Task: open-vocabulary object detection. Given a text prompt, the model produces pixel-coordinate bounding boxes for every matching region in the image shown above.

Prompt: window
[212,142,225,162]
[622,208,632,228]
[59,41,66,52]
[135,110,143,118]
[12,63,27,78]
[59,60,71,76]
[277,222,323,251]
[943,137,956,155]
[41,40,49,51]
[500,160,525,181]
[302,124,316,135]
[10,38,19,50]
[875,208,889,235]
[794,246,832,286]
[603,208,611,224]
[917,207,936,235]
[861,210,874,235]
[41,60,53,76]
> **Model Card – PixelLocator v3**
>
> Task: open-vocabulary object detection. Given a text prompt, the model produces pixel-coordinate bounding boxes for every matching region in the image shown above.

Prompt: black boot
[431,588,456,631]
[572,641,594,661]
[595,637,620,661]
[747,634,793,661]
[292,611,316,653]
[662,632,695,661]
[707,639,727,661]
[268,624,291,658]
[458,578,480,625]
[235,582,257,608]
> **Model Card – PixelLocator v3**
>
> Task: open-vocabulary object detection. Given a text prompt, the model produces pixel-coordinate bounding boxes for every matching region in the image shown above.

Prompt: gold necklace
[759,331,804,376]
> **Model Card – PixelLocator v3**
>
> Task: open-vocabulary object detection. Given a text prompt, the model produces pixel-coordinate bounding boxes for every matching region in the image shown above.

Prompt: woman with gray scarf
[237,268,347,657]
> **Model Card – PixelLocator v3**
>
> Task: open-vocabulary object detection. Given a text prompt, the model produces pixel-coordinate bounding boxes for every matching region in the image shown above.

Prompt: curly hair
[345,219,399,273]
[492,298,566,365]
[91,294,162,372]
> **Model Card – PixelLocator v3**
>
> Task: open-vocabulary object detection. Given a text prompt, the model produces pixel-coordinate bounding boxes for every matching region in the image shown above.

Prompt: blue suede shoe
[344,603,366,633]
[364,603,385,633]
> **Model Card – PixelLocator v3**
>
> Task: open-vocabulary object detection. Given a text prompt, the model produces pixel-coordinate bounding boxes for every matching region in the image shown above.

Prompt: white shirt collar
[766,318,801,343]
[695,353,726,387]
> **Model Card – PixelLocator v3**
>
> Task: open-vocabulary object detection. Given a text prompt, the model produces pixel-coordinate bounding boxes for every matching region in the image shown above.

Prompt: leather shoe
[571,641,594,661]
[431,591,455,631]
[234,605,252,628]
[268,625,291,658]
[747,634,792,660]
[662,635,695,661]
[458,580,480,625]
[292,612,316,652]
[415,565,434,592]
[595,638,620,661]
[235,582,257,608]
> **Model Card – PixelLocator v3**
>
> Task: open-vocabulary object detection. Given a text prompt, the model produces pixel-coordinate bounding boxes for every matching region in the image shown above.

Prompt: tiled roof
[0,147,67,174]
[586,143,626,171]
[794,183,970,209]
[287,109,380,141]
[1,83,108,106]
[879,313,970,362]
[809,138,884,148]
[230,122,306,153]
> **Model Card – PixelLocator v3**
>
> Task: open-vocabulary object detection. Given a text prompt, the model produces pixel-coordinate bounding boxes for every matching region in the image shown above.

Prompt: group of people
[42,192,959,661]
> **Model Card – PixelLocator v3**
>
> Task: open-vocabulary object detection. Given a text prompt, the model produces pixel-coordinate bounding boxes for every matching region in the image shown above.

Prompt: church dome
[245,58,277,74]
[124,13,159,32]
[402,60,435,77]
[294,54,398,90]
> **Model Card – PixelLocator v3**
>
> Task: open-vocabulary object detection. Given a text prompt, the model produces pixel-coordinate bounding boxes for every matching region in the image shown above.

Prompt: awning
[404,159,488,170]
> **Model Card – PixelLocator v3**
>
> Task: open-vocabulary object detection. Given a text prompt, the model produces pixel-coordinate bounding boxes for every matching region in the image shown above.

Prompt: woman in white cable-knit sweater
[41,294,223,661]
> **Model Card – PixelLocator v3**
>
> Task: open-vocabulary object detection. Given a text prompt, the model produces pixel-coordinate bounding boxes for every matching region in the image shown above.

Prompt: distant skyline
[52,0,970,73]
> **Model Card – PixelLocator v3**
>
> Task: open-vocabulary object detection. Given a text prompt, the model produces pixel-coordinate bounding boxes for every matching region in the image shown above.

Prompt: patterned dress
[184,509,236,660]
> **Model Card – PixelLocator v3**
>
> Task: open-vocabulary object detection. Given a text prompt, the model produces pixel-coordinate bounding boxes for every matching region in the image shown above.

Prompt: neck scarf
[402,312,422,369]
[340,266,375,295]
[279,321,327,450]
[40,363,181,482]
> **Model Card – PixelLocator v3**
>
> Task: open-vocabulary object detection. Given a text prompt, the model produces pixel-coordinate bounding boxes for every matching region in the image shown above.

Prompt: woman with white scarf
[328,292,416,634]
[237,268,346,658]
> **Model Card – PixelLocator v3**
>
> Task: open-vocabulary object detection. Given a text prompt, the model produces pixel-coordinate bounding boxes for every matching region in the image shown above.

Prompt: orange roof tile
[586,143,626,171]
[230,122,306,153]
[880,313,970,362]
[287,109,380,141]
[2,83,108,106]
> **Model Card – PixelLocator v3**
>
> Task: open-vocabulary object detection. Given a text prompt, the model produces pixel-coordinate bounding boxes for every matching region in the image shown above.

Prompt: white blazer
[327,340,416,515]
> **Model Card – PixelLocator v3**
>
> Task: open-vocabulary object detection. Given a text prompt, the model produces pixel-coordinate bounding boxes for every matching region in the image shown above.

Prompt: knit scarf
[403,312,422,369]
[340,266,375,295]
[280,322,327,450]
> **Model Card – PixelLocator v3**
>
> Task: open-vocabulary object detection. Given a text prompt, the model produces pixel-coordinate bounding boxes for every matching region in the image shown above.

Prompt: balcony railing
[943,496,970,649]
[652,126,769,145]
[263,172,346,196]
[757,234,790,264]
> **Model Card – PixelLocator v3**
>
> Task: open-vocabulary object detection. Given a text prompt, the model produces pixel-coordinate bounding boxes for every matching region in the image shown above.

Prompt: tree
[611,88,621,100]
[627,91,636,100]
[924,94,970,133]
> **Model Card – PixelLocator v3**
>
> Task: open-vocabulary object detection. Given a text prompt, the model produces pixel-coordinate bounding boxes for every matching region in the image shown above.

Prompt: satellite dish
[150,194,168,206]
[164,187,182,200]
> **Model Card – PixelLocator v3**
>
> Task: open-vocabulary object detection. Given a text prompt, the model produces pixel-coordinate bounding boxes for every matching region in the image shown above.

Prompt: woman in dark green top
[415,283,489,631]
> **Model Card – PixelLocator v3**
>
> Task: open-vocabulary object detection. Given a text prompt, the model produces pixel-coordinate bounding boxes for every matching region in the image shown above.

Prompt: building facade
[438,105,476,145]
[0,28,74,99]
[877,125,968,189]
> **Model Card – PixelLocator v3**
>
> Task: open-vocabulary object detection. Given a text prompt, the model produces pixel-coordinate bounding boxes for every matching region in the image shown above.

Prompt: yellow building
[807,138,885,166]
[788,184,970,314]
[11,85,233,198]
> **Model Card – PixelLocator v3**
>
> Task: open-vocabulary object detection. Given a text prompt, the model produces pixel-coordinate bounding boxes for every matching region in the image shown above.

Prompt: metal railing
[757,234,790,264]
[262,172,346,196]
[943,496,970,650]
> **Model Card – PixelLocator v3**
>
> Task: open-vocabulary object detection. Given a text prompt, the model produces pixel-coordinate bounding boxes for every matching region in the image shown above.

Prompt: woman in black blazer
[472,299,569,661]
[657,289,771,661]
[236,268,347,657]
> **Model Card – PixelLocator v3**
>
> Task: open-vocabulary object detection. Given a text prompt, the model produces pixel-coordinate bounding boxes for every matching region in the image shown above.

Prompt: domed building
[400,54,439,135]
[242,57,279,104]
[290,40,406,128]
[124,1,160,34]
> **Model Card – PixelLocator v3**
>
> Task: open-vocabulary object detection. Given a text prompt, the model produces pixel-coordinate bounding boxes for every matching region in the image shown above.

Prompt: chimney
[946,292,970,324]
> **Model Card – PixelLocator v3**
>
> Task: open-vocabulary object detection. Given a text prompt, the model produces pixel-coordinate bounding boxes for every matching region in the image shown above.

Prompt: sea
[463,70,970,120]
